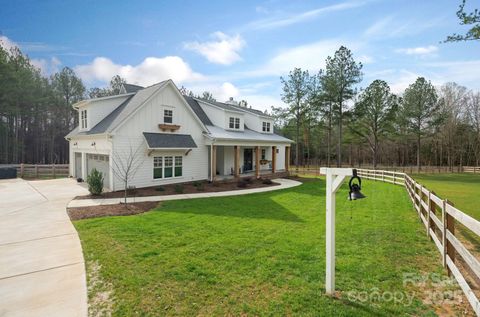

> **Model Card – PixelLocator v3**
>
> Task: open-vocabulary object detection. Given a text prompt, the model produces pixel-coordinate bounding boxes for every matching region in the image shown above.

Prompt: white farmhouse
[66,80,293,191]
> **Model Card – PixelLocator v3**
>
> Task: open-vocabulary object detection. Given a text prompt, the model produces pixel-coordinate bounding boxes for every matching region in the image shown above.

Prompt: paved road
[0,178,89,317]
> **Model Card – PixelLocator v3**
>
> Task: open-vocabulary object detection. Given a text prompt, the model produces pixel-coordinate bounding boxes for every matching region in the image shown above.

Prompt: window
[164,109,173,124]
[229,117,241,130]
[81,109,88,129]
[153,156,183,179]
[153,157,163,179]
[262,122,271,132]
[164,156,173,178]
[175,156,182,177]
[261,149,266,160]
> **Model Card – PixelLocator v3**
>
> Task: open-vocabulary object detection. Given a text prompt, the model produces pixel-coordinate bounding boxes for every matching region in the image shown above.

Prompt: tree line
[275,46,480,170]
[0,43,128,164]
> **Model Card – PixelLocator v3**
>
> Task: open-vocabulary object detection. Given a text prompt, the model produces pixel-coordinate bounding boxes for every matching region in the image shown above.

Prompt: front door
[244,149,253,171]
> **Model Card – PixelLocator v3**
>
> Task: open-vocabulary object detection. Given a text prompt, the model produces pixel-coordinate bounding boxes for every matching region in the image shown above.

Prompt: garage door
[86,154,110,189]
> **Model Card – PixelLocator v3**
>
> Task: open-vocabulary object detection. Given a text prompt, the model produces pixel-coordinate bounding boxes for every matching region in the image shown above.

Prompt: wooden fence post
[382,170,385,182]
[427,190,431,238]
[20,163,24,178]
[35,165,39,178]
[445,199,455,276]
[393,173,396,185]
[419,184,423,219]
[52,164,56,178]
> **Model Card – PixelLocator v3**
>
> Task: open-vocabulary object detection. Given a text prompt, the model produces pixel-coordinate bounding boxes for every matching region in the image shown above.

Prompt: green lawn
[411,173,480,220]
[75,178,452,316]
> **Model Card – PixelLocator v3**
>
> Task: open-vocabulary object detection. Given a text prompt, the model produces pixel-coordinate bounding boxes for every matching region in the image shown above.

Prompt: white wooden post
[320,167,353,295]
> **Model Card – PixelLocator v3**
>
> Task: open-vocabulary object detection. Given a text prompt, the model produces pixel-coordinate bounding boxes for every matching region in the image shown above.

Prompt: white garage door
[86,154,110,189]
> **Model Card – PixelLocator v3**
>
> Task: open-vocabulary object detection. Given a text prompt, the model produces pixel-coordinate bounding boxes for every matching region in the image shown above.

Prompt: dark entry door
[244,149,253,171]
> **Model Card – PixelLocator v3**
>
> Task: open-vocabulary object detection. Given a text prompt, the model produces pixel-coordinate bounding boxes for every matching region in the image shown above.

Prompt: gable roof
[143,132,197,148]
[183,95,213,125]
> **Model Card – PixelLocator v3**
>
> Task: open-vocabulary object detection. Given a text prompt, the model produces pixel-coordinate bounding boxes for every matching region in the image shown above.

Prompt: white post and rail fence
[355,168,480,315]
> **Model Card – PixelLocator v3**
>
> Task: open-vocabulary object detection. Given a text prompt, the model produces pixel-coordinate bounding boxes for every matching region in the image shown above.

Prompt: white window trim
[228,117,241,130]
[80,109,88,129]
[164,109,173,124]
[153,155,183,180]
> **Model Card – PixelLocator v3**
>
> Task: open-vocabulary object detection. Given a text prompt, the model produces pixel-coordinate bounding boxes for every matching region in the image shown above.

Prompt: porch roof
[206,125,293,143]
[143,132,197,149]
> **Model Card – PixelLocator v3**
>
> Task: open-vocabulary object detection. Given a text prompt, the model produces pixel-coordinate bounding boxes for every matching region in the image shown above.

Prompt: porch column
[212,145,217,181]
[285,146,290,172]
[272,146,277,174]
[234,145,240,178]
[255,146,260,179]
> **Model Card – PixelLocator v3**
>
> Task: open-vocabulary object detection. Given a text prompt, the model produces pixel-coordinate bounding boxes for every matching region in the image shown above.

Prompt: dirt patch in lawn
[75,177,282,200]
[68,201,159,220]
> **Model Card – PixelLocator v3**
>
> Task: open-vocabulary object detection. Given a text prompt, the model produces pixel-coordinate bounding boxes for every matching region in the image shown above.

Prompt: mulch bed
[67,201,159,221]
[75,177,280,200]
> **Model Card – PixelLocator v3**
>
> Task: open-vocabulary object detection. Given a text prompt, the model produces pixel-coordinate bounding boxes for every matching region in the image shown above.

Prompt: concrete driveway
[0,178,89,317]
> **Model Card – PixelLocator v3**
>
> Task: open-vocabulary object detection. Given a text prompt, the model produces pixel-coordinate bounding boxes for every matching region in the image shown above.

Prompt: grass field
[75,178,461,316]
[411,173,480,220]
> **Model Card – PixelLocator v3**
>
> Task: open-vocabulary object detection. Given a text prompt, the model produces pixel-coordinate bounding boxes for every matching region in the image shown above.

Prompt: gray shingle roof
[123,83,144,93]
[197,99,271,117]
[143,132,197,148]
[66,81,168,138]
[183,95,213,125]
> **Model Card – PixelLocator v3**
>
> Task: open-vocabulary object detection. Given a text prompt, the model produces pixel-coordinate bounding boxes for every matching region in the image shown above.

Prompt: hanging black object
[349,169,366,201]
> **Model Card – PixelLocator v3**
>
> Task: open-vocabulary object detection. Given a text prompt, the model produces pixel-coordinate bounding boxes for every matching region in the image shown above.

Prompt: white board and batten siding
[68,136,112,184]
[78,95,131,132]
[111,84,209,191]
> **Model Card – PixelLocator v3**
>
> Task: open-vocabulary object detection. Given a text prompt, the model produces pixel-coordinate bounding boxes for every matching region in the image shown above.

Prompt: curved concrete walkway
[0,178,89,317]
[68,178,302,208]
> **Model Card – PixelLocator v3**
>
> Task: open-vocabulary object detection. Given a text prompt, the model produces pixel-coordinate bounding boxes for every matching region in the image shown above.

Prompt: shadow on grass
[155,195,304,223]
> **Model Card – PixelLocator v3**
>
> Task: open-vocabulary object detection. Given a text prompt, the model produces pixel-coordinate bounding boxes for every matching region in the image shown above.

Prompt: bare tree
[111,141,146,206]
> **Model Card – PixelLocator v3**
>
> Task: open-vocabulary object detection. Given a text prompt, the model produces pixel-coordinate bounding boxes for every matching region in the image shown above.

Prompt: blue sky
[1,0,479,110]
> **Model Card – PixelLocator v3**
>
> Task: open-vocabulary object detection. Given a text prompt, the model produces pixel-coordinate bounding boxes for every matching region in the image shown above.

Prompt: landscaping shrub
[196,183,205,191]
[262,178,273,185]
[86,168,103,195]
[243,177,252,183]
[192,181,201,187]
[175,184,184,194]
[237,180,248,188]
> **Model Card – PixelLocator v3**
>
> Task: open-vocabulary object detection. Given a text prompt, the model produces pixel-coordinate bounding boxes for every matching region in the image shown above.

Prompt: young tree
[323,46,363,167]
[351,80,398,168]
[445,0,480,42]
[111,142,145,207]
[280,68,311,167]
[402,77,440,170]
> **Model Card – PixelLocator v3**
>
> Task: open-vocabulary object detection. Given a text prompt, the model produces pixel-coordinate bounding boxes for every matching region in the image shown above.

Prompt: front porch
[209,144,290,181]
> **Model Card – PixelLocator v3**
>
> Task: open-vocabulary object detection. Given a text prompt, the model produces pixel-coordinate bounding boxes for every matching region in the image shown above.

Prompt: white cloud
[188,82,240,102]
[184,32,245,65]
[246,1,368,30]
[31,57,62,75]
[363,16,441,39]
[242,39,359,77]
[0,35,18,51]
[74,56,205,86]
[395,45,438,56]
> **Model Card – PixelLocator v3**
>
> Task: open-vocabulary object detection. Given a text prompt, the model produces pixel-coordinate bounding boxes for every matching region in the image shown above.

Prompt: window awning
[143,132,197,149]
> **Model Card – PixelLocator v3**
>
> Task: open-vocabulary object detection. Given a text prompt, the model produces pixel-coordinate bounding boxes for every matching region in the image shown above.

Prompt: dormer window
[81,109,87,129]
[229,117,240,130]
[262,122,271,132]
[164,109,173,123]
